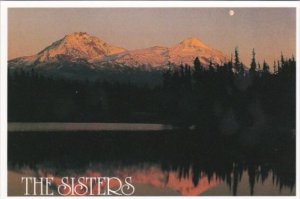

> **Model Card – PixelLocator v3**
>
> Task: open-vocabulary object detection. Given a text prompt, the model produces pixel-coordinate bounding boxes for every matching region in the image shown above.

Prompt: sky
[8,8,296,67]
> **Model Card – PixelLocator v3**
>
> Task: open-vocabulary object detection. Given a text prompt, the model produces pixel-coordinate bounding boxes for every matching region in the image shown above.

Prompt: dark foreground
[8,129,295,196]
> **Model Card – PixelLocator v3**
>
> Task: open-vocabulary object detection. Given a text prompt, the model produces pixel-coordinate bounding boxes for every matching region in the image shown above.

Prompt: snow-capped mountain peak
[167,37,228,66]
[33,32,126,63]
[178,37,210,49]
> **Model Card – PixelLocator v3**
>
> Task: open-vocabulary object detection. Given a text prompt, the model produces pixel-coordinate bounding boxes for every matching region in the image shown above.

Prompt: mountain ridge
[8,32,228,79]
[9,32,228,69]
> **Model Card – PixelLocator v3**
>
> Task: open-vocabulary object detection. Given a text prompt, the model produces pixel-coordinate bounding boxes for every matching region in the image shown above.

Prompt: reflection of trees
[9,128,295,195]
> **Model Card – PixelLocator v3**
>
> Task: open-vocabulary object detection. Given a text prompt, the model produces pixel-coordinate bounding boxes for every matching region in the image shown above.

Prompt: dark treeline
[8,71,163,123]
[161,49,295,133]
[8,49,295,132]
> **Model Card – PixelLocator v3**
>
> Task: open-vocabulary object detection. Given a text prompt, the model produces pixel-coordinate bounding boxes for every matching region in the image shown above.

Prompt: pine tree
[263,60,270,74]
[240,62,245,76]
[194,57,202,72]
[227,53,234,73]
[277,60,281,73]
[234,47,241,74]
[258,62,261,71]
[280,52,285,71]
[273,61,277,74]
[208,58,214,73]
[250,48,257,73]
[193,57,202,80]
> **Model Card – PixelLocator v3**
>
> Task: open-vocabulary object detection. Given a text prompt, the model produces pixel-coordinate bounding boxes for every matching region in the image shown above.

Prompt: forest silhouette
[8,49,295,132]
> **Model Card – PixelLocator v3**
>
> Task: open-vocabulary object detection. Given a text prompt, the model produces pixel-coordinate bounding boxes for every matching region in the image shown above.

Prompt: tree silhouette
[250,48,257,74]
[193,56,202,81]
[262,60,270,74]
[234,47,241,74]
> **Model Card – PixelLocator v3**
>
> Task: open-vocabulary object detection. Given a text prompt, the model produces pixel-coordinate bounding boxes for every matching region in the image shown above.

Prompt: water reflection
[9,164,294,196]
[8,129,295,196]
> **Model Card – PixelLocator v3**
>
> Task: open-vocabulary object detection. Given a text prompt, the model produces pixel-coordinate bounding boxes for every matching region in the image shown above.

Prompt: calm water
[8,123,295,196]
[8,123,173,132]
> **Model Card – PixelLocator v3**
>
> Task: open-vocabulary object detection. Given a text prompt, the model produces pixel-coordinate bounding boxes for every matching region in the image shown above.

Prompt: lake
[8,123,295,196]
[8,123,173,132]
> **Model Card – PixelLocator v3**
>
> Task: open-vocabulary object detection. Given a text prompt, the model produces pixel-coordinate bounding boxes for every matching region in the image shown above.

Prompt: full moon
[229,10,235,16]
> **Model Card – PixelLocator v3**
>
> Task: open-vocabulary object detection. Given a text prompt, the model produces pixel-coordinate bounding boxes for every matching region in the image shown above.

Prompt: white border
[1,1,300,7]
[0,1,8,199]
[0,1,299,199]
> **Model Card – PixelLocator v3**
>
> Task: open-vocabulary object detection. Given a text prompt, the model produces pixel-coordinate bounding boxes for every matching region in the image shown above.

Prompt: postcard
[0,1,299,198]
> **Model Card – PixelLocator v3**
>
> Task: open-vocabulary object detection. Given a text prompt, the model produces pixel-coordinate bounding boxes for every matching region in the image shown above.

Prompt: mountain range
[9,32,228,81]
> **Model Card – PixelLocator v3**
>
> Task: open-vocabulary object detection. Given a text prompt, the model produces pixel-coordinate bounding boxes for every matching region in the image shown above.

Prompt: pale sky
[8,8,296,66]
